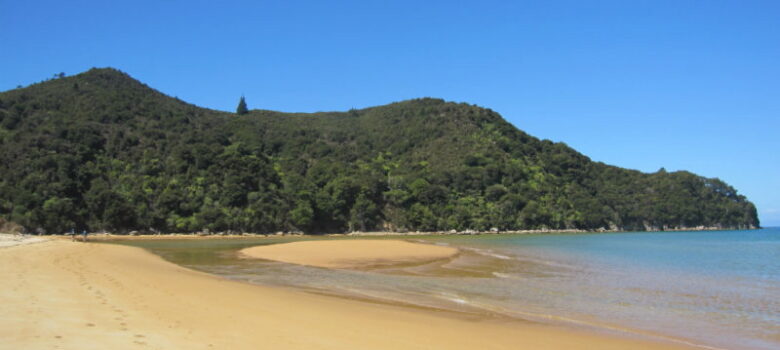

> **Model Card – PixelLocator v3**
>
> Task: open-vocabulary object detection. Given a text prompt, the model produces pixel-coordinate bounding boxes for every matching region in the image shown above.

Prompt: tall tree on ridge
[236,95,248,115]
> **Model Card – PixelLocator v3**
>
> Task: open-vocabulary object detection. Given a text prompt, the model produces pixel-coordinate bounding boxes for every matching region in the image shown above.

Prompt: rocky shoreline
[20,225,759,241]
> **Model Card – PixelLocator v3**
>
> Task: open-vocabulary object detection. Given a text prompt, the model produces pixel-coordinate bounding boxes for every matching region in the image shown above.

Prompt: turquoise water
[436,229,780,350]
[119,228,780,350]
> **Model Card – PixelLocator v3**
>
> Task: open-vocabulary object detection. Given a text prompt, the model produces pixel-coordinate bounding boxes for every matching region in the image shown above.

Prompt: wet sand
[0,239,695,349]
[239,239,459,269]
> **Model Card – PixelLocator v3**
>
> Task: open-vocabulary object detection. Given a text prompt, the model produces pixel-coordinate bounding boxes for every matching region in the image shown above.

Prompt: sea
[120,228,780,350]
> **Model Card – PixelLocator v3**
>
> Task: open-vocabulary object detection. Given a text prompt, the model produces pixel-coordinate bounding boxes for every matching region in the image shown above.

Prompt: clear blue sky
[2,1,778,226]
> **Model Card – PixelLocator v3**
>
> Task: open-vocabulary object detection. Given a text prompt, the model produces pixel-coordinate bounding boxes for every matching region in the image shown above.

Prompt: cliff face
[0,68,759,233]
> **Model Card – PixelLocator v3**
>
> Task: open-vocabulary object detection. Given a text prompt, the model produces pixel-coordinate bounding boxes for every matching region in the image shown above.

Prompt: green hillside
[0,68,759,234]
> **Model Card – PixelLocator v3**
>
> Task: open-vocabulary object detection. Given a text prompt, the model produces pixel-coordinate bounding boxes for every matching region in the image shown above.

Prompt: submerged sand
[239,239,459,269]
[0,239,694,350]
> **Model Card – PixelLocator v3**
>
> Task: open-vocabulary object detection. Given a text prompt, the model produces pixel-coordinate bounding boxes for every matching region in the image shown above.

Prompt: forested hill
[0,68,759,234]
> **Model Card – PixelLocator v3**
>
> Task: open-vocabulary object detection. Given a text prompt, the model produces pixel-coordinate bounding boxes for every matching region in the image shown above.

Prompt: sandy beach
[0,233,47,248]
[239,239,459,269]
[0,239,696,350]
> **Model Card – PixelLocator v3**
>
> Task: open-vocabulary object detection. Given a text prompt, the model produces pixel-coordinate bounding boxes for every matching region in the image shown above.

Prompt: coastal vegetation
[0,68,759,234]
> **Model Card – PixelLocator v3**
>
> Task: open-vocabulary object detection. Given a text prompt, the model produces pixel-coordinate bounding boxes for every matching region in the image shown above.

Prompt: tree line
[0,68,759,234]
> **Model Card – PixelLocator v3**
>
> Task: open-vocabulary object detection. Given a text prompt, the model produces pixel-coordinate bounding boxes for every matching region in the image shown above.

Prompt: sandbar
[239,239,458,269]
[0,239,695,349]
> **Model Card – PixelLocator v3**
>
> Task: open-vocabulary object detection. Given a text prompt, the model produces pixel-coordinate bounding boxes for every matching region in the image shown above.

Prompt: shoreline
[236,237,737,350]
[33,225,761,243]
[0,233,48,248]
[0,239,697,349]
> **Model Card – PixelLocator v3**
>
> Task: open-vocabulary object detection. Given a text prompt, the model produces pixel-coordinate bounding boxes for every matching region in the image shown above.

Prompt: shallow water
[117,228,780,350]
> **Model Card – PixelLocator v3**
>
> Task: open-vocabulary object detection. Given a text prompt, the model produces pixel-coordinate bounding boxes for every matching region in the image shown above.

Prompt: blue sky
[2,1,778,226]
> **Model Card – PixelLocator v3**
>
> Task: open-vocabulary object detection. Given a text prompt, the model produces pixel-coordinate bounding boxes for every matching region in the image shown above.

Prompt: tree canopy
[0,68,760,234]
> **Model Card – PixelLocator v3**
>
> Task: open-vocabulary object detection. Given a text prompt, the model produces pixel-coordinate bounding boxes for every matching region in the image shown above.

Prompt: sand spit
[239,239,459,269]
[0,240,695,350]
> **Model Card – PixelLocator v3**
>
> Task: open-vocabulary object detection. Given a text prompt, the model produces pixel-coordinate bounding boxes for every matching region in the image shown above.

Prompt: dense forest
[0,68,759,234]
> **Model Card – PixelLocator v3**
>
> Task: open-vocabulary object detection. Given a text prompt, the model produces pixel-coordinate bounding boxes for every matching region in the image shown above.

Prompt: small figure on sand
[81,230,88,242]
[70,228,76,242]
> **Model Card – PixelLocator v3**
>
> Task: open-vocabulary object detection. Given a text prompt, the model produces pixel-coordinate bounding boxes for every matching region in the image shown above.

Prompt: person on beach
[70,228,76,242]
[81,230,87,242]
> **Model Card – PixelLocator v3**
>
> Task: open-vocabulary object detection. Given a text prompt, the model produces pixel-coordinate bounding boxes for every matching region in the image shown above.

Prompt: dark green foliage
[0,68,760,234]
[236,96,248,115]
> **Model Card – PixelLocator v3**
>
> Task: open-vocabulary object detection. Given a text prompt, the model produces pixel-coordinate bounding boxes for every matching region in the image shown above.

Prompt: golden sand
[240,239,459,269]
[0,240,694,349]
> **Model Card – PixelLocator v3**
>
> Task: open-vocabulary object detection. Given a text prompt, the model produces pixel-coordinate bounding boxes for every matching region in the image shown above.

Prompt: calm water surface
[118,228,780,350]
